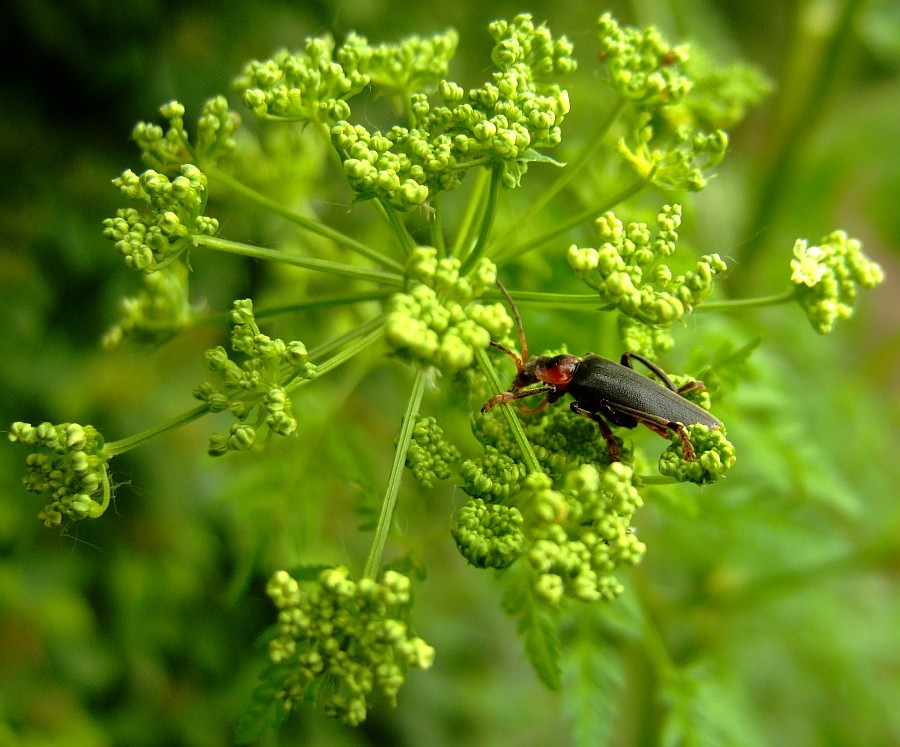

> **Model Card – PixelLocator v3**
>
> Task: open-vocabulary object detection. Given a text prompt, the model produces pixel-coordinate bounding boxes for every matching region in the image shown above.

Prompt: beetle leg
[654,420,696,460]
[489,339,524,372]
[481,384,557,414]
[570,402,622,462]
[674,379,707,396]
[519,397,550,416]
[604,401,698,461]
[619,352,679,392]
[620,352,708,398]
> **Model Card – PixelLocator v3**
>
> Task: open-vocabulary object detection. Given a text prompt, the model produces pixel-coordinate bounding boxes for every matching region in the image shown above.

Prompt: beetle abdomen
[567,355,721,428]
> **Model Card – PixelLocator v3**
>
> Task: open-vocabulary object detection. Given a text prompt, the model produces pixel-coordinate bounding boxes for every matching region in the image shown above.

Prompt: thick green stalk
[363,371,426,578]
[735,0,865,278]
[451,165,491,261]
[697,289,796,312]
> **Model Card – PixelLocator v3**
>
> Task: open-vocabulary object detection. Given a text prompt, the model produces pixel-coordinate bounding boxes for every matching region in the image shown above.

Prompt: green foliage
[3,5,895,746]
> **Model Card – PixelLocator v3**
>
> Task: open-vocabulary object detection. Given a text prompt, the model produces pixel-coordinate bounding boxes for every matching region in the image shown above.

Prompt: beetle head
[524,354,580,388]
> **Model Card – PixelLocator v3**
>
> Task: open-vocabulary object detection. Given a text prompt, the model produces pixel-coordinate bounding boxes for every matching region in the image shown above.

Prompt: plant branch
[192,235,404,286]
[493,177,648,265]
[363,371,427,578]
[206,166,404,272]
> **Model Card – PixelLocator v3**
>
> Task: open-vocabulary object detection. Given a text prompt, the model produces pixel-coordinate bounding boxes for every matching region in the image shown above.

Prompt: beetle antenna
[495,279,529,366]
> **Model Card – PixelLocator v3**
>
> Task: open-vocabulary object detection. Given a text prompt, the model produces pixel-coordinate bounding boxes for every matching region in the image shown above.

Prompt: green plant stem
[460,163,502,274]
[491,97,628,250]
[476,348,543,475]
[493,177,648,265]
[381,201,416,257]
[105,404,211,456]
[697,289,796,312]
[96,465,112,516]
[428,196,446,256]
[206,166,404,272]
[192,235,404,286]
[304,315,386,379]
[486,291,603,309]
[451,165,491,260]
[194,291,392,327]
[250,291,393,321]
[363,371,426,579]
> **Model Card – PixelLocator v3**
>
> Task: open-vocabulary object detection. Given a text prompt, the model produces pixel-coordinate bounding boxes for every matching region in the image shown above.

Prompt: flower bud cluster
[362,28,459,95]
[597,13,691,106]
[460,446,528,501]
[8,421,110,527]
[790,230,884,334]
[618,115,728,191]
[568,204,727,329]
[405,416,461,488]
[101,264,191,349]
[330,14,575,207]
[237,35,369,125]
[471,393,628,478]
[193,299,317,455]
[131,97,239,172]
[488,14,578,80]
[384,247,512,372]
[102,164,218,273]
[658,424,736,485]
[523,464,645,605]
[265,567,434,726]
[457,405,644,583]
[452,498,525,569]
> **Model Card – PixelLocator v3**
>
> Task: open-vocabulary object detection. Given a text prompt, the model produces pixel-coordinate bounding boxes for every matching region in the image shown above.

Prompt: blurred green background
[1,0,898,745]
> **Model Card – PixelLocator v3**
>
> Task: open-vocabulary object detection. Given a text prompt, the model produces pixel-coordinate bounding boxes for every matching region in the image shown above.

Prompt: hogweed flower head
[384,247,512,372]
[790,231,884,334]
[9,421,111,526]
[568,204,727,354]
[102,163,218,273]
[263,567,434,726]
[194,299,317,455]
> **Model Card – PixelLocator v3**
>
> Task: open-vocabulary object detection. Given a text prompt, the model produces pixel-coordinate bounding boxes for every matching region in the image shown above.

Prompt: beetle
[481,281,722,462]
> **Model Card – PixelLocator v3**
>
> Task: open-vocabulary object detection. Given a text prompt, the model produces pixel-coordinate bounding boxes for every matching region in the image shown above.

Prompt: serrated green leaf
[562,608,624,747]
[519,601,562,690]
[501,563,562,690]
[234,662,295,744]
